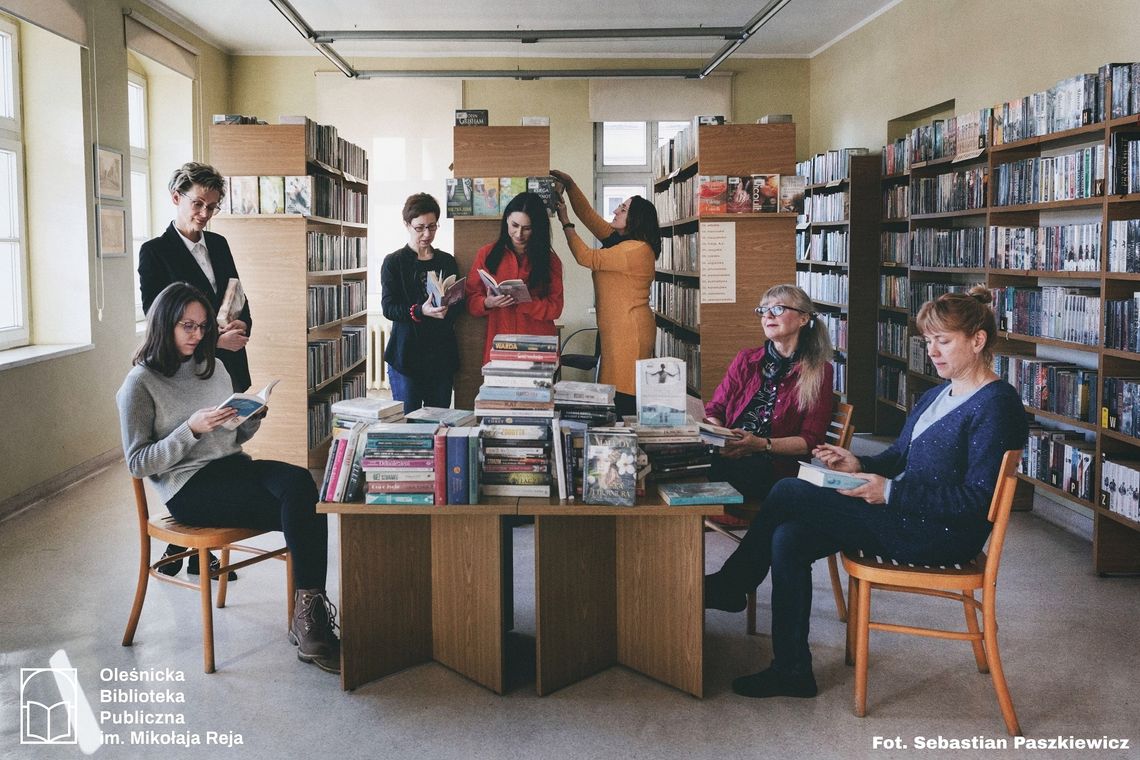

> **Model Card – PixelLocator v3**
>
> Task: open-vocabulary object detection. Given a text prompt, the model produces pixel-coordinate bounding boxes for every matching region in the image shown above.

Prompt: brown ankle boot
[289,589,341,674]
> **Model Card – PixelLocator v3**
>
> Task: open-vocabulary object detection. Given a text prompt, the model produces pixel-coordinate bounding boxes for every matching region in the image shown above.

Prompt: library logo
[18,650,104,754]
[20,667,77,744]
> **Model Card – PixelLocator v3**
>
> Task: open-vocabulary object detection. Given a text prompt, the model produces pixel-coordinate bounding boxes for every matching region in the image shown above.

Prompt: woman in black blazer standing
[139,162,253,392]
[137,162,254,579]
[381,193,461,414]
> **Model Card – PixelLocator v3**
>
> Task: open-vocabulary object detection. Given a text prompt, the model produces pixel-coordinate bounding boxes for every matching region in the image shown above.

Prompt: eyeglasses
[411,223,439,234]
[755,304,808,317]
[179,191,223,216]
[177,320,209,335]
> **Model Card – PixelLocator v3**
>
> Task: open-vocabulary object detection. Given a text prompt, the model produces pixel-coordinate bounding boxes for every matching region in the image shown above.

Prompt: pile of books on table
[359,423,441,505]
[624,415,713,481]
[320,397,405,502]
[405,405,481,504]
[475,334,559,497]
[550,380,618,501]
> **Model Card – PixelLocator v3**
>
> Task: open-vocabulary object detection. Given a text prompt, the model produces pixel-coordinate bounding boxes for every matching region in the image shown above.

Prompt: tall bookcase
[652,123,798,402]
[798,152,880,432]
[450,126,550,409]
[872,76,1140,573]
[209,122,369,470]
[876,145,912,434]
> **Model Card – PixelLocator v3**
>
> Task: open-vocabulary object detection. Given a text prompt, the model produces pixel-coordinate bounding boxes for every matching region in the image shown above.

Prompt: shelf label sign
[699,221,736,304]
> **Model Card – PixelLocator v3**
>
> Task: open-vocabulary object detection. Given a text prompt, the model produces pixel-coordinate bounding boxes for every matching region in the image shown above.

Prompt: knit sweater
[116,360,261,504]
[857,379,1029,558]
[563,182,656,395]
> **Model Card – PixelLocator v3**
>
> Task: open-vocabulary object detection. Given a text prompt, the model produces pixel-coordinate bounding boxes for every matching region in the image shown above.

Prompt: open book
[217,378,279,430]
[217,278,246,327]
[797,461,867,490]
[426,271,466,308]
[478,268,532,303]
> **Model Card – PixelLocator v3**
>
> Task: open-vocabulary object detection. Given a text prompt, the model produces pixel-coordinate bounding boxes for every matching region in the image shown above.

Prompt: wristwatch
[562,222,575,230]
[764,438,773,453]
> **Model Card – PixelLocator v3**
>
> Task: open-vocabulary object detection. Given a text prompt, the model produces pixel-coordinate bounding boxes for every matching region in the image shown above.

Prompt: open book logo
[21,668,78,744]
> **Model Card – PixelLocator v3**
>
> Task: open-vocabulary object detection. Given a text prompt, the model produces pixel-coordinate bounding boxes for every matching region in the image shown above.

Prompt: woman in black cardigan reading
[705,287,1029,699]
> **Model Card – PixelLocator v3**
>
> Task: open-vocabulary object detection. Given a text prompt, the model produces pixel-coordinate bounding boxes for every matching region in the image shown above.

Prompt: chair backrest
[131,477,151,522]
[827,402,855,449]
[982,449,1022,587]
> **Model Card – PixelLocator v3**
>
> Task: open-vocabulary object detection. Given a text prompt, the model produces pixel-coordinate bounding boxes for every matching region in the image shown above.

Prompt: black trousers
[709,452,776,501]
[165,455,327,589]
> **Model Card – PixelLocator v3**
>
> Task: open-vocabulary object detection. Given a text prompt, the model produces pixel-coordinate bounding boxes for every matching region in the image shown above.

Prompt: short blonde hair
[915,286,997,363]
[168,162,226,198]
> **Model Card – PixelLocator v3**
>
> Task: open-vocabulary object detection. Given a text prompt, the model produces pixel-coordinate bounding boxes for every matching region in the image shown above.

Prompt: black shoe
[187,551,238,582]
[704,573,747,612]
[731,667,818,699]
[290,589,341,674]
[156,544,184,577]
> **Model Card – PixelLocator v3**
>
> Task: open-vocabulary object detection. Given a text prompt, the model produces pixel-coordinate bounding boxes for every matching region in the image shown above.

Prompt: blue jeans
[387,365,454,415]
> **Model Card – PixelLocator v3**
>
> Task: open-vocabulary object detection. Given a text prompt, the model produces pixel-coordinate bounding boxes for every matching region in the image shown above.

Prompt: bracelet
[409,304,421,323]
[764,438,773,453]
[562,222,575,230]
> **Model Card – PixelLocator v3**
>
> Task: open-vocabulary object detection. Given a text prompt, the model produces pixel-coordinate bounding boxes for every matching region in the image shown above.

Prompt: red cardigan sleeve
[465,244,493,317]
[517,251,564,322]
[704,349,751,423]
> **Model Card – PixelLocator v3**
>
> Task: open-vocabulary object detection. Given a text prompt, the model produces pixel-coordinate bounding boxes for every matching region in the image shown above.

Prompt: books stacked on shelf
[992,72,1106,146]
[279,115,368,180]
[809,191,848,223]
[880,273,909,309]
[1022,426,1094,500]
[908,335,937,377]
[877,320,908,358]
[911,228,985,268]
[882,184,909,219]
[990,223,1102,272]
[877,366,907,407]
[652,119,699,179]
[1108,220,1140,272]
[444,176,556,217]
[553,381,617,426]
[487,333,559,364]
[991,146,1105,206]
[1109,131,1140,195]
[581,427,640,506]
[631,416,713,480]
[989,286,1101,344]
[356,423,442,505]
[658,481,742,506]
[341,373,367,399]
[906,108,993,163]
[308,284,339,328]
[797,229,850,263]
[480,422,552,498]
[1105,296,1140,353]
[1102,377,1140,437]
[1100,456,1140,522]
[213,113,265,125]
[654,328,700,392]
[307,231,366,272]
[341,279,367,317]
[881,231,910,264]
[654,175,695,224]
[1106,63,1140,119]
[659,231,698,273]
[910,166,987,214]
[442,426,482,504]
[321,420,367,503]
[993,354,1097,422]
[882,136,910,176]
[308,393,338,449]
[307,338,341,389]
[796,269,848,305]
[818,312,848,352]
[405,406,477,427]
[799,147,869,184]
[342,325,366,369]
[227,174,357,219]
[649,279,699,328]
[909,282,977,317]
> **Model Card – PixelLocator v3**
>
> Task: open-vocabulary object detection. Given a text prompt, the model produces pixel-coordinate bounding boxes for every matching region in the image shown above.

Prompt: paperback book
[526,176,558,214]
[635,357,687,426]
[217,378,280,430]
[426,270,466,308]
[499,177,526,212]
[752,174,780,212]
[473,177,500,216]
[446,177,473,217]
[478,269,532,303]
[657,481,743,506]
[330,397,404,421]
[229,176,259,215]
[217,278,246,326]
[726,176,753,213]
[583,428,639,506]
[258,175,285,214]
[779,175,806,214]
[455,109,489,126]
[284,175,312,215]
[797,461,866,490]
[696,175,727,215]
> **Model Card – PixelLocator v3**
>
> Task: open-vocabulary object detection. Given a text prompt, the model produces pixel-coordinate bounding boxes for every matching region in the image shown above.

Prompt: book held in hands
[478,268,532,303]
[217,379,280,430]
[426,271,466,308]
[797,461,867,490]
[217,278,246,326]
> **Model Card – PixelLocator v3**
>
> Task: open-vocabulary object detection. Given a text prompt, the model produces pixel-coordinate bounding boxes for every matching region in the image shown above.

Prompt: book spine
[366,481,436,493]
[492,340,560,352]
[324,438,347,502]
[361,458,435,468]
[433,432,447,506]
[319,437,339,500]
[479,484,551,497]
[343,438,366,501]
[488,349,559,363]
[447,432,469,505]
[364,493,435,505]
[481,472,551,485]
[365,470,435,482]
[468,428,480,505]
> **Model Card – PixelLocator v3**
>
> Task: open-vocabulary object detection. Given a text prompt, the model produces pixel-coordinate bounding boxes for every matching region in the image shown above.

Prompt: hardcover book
[657,481,743,505]
[446,177,474,217]
[752,174,780,212]
[726,176,753,213]
[404,406,477,426]
[778,175,806,214]
[635,357,687,427]
[526,176,558,215]
[696,175,727,215]
[582,428,639,506]
[258,175,285,214]
[797,461,866,490]
[473,177,500,217]
[364,493,435,505]
[284,175,313,215]
[492,334,558,351]
[330,397,404,421]
[229,176,259,215]
[455,109,489,126]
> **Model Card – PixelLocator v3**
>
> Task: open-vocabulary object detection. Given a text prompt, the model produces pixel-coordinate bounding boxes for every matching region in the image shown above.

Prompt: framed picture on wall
[97,205,128,258]
[95,145,124,200]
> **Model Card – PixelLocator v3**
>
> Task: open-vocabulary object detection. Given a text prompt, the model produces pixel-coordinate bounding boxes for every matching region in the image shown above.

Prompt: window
[594,121,684,224]
[128,71,150,325]
[0,16,27,350]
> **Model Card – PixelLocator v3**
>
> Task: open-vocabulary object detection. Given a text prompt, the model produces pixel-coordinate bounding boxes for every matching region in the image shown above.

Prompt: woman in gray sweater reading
[116,282,339,674]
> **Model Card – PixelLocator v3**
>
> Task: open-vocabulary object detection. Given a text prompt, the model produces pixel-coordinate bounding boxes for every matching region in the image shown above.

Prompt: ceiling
[141,0,899,63]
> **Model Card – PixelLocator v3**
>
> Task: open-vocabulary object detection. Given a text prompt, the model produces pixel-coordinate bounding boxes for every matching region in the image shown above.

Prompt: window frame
[127,69,150,327]
[593,121,681,224]
[0,15,28,351]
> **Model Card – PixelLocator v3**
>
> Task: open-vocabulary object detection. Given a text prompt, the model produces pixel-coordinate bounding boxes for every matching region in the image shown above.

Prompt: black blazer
[138,223,253,392]
[380,245,460,377]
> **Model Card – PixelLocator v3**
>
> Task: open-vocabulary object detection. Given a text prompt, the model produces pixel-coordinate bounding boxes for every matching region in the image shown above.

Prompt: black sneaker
[156,544,185,577]
[186,551,238,582]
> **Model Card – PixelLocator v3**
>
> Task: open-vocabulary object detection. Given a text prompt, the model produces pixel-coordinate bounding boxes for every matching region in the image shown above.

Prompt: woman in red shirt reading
[465,192,565,362]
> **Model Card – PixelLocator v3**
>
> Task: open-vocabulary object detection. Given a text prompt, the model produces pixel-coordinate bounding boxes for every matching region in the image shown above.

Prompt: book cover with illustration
[726,176,753,213]
[657,481,743,505]
[499,177,525,212]
[526,176,558,215]
[446,177,473,217]
[473,177,500,217]
[582,428,638,506]
[778,175,806,214]
[229,176,259,215]
[258,175,285,214]
[752,173,780,212]
[696,175,727,215]
[284,175,312,216]
[635,357,687,426]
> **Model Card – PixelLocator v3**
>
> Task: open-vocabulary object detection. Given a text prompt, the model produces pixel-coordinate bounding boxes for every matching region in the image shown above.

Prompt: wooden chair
[122,477,294,673]
[705,402,854,634]
[842,449,1023,736]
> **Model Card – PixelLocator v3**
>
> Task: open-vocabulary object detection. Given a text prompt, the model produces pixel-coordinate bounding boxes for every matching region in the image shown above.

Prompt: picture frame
[97,205,128,258]
[95,145,124,200]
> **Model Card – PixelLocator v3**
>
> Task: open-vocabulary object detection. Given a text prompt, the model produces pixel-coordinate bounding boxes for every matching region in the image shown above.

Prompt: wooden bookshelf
[798,153,879,431]
[210,121,369,470]
[652,123,797,402]
[451,126,550,409]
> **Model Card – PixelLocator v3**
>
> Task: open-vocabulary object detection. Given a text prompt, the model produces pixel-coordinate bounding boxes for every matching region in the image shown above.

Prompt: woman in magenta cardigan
[704,284,834,504]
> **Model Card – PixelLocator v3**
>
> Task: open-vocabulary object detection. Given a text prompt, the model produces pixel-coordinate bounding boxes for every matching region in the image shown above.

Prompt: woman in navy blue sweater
[705,287,1029,699]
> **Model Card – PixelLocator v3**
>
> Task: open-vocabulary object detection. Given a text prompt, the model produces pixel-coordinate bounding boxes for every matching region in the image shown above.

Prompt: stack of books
[625,415,714,481]
[553,380,617,425]
[360,423,442,505]
[330,396,404,427]
[320,397,406,502]
[475,334,559,497]
[405,406,477,427]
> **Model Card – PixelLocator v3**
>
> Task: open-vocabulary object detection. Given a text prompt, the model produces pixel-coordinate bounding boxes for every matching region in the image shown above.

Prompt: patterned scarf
[737,340,798,437]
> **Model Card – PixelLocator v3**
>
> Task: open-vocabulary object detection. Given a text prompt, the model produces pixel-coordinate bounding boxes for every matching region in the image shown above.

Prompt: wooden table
[519,496,723,698]
[319,496,723,697]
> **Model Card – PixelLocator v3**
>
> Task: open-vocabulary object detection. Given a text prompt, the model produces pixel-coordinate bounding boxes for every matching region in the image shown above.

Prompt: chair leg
[746,590,757,635]
[198,549,216,674]
[217,546,230,609]
[845,575,857,666]
[828,554,847,622]
[122,537,152,646]
[983,591,1021,736]
[962,590,988,673]
[286,551,295,632]
[853,577,871,717]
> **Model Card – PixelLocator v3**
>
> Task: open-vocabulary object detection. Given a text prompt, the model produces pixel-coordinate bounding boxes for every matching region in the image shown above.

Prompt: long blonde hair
[760,284,833,412]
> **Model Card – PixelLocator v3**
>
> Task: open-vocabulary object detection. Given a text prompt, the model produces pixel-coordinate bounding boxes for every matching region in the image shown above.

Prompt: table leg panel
[339,514,433,690]
[431,514,505,693]
[615,514,704,697]
[534,515,617,695]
